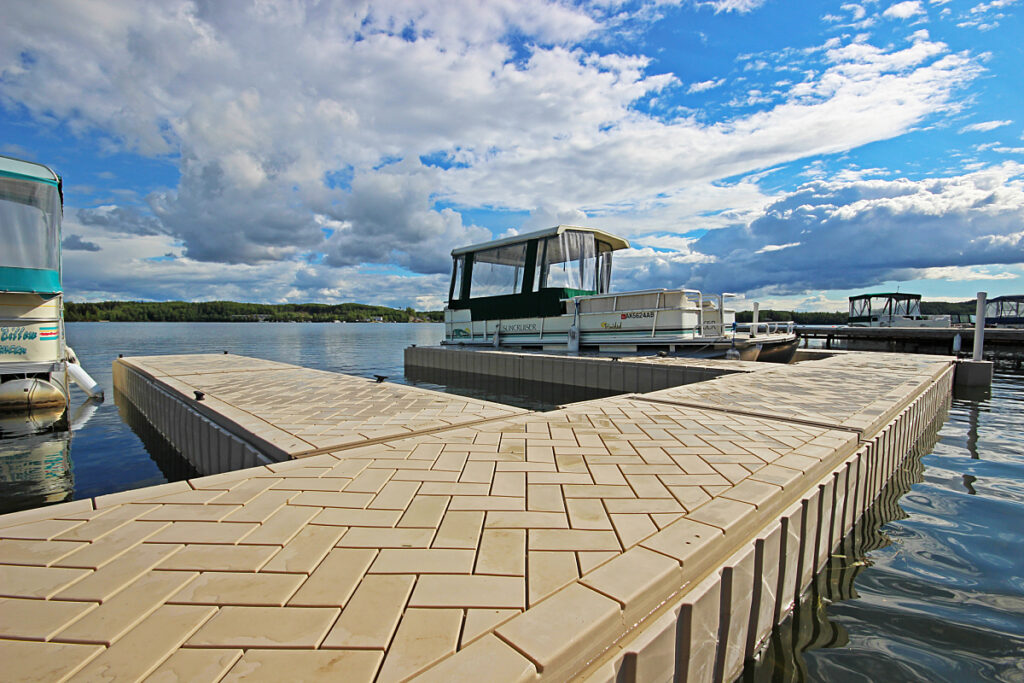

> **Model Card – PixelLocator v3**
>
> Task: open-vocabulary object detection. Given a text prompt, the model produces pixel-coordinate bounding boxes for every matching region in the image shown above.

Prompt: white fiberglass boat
[0,155,103,412]
[442,225,797,361]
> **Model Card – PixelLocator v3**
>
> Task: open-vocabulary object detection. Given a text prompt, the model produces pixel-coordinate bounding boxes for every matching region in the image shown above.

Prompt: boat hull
[0,376,68,412]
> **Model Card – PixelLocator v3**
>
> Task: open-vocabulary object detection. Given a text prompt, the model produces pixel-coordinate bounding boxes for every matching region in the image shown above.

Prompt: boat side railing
[734,321,795,336]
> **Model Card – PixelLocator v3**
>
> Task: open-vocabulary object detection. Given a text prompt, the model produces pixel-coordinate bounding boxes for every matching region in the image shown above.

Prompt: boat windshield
[0,175,61,282]
[468,242,528,298]
[534,230,611,294]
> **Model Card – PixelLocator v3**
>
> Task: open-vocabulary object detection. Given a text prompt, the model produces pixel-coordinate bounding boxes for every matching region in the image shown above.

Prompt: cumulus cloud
[615,163,1024,295]
[0,0,1007,306]
[884,1,926,19]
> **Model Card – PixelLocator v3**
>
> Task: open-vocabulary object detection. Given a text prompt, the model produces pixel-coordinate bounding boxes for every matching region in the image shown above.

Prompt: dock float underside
[0,350,954,682]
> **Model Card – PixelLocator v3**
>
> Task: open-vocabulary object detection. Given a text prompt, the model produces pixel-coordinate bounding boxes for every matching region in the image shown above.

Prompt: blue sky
[2,0,1023,311]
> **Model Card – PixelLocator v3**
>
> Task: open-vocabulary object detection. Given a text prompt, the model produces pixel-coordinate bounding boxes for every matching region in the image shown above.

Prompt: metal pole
[751,302,759,338]
[972,292,987,361]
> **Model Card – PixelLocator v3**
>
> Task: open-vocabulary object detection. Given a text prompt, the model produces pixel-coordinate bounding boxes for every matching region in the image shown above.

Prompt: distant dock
[0,349,956,681]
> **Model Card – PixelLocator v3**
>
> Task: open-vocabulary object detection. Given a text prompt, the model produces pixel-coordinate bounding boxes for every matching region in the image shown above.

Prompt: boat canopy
[448,226,630,319]
[0,155,62,294]
[849,292,921,323]
[986,295,1024,325]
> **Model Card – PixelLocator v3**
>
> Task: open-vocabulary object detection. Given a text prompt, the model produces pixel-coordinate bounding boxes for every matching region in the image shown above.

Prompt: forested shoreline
[65,300,444,323]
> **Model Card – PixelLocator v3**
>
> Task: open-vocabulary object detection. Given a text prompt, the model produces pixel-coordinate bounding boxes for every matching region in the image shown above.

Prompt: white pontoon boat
[847,293,951,328]
[0,155,103,412]
[442,225,797,361]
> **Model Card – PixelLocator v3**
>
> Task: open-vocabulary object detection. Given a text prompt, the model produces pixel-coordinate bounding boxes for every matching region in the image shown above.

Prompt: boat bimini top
[0,155,63,295]
[448,225,630,321]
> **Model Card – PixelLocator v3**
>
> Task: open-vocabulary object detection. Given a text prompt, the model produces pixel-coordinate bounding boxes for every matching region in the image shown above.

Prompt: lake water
[1,322,1021,680]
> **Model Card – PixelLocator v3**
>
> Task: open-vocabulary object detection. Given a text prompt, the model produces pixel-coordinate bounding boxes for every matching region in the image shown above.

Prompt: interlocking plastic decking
[0,351,955,682]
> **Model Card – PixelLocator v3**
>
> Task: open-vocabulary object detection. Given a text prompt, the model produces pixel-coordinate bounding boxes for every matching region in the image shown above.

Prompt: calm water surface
[1,322,1021,680]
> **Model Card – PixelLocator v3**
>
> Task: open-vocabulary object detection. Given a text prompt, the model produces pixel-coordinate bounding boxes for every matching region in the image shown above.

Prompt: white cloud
[688,78,726,93]
[884,1,926,18]
[700,0,769,13]
[613,163,1024,296]
[910,265,1018,280]
[959,119,1013,133]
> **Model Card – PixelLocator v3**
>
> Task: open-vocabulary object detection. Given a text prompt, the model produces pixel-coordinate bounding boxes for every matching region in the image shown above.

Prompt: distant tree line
[65,300,445,323]
[735,300,979,325]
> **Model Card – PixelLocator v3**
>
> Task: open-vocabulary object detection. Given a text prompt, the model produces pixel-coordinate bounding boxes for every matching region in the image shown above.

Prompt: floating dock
[0,350,955,682]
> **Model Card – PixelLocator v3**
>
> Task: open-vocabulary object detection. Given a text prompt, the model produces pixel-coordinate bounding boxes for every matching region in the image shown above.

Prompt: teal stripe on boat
[0,267,61,294]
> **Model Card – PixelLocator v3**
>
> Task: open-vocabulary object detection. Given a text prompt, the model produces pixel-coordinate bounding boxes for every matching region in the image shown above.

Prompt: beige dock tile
[485,511,568,529]
[269,476,350,492]
[169,571,305,606]
[0,538,88,567]
[490,471,526,498]
[287,548,376,607]
[528,529,621,552]
[609,513,658,549]
[577,551,618,574]
[566,498,613,530]
[419,482,490,496]
[55,504,160,542]
[260,524,346,574]
[562,484,636,499]
[475,529,526,576]
[641,518,722,577]
[238,505,319,546]
[148,521,257,546]
[460,460,496,484]
[448,495,525,511]
[145,648,242,683]
[370,548,475,575]
[397,496,450,528]
[207,477,277,505]
[156,544,278,572]
[433,511,484,549]
[0,519,83,541]
[526,484,565,513]
[668,485,712,511]
[0,596,96,641]
[312,507,401,527]
[338,527,434,549]
[288,490,375,508]
[461,609,520,646]
[54,544,182,603]
[685,497,757,534]
[527,551,578,607]
[187,605,339,648]
[0,640,104,682]
[219,490,293,523]
[368,480,421,510]
[221,649,382,683]
[581,547,683,624]
[722,478,784,508]
[0,565,90,600]
[140,504,242,522]
[496,583,622,681]
[410,574,524,609]
[54,521,169,570]
[53,570,198,645]
[589,464,627,486]
[376,608,462,683]
[320,574,415,649]
[69,604,215,681]
[413,633,537,683]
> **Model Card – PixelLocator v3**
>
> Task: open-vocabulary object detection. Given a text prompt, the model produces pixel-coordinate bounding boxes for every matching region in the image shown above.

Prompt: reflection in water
[0,406,74,514]
[114,389,199,483]
[740,405,946,682]
[739,376,1024,682]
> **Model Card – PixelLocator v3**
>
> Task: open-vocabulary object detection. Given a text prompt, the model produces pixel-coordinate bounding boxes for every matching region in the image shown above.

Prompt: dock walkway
[0,351,954,682]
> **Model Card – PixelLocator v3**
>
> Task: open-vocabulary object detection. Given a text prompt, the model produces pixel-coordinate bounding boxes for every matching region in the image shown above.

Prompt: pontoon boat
[0,155,103,412]
[443,225,797,361]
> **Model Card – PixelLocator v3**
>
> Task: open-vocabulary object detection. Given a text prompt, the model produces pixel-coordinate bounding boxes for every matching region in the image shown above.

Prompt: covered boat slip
[0,350,954,682]
[443,225,796,358]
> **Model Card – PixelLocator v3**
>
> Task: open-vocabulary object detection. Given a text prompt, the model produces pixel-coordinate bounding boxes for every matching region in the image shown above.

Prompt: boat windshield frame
[849,293,922,323]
